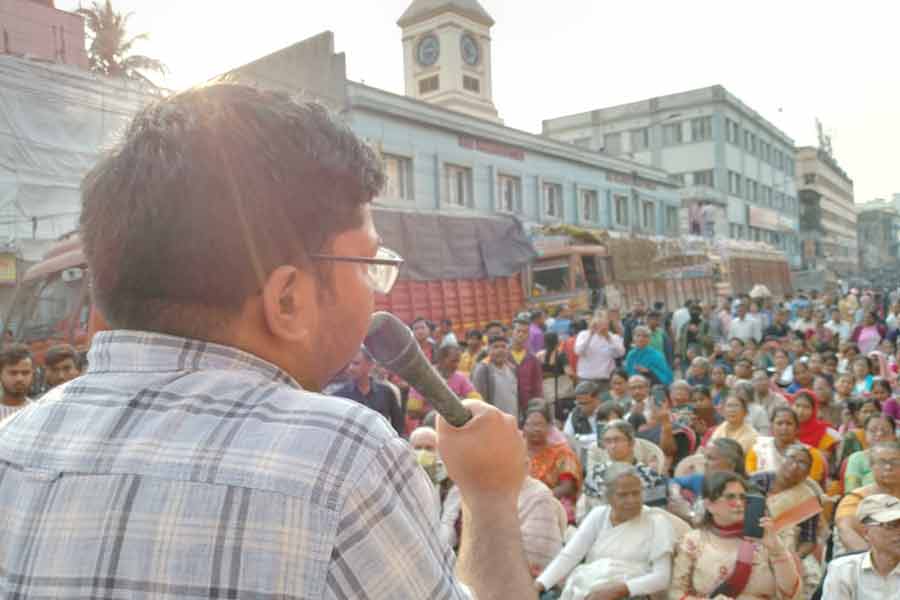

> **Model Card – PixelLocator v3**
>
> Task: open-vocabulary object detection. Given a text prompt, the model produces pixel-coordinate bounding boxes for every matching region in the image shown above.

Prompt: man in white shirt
[826,308,852,343]
[670,301,692,345]
[574,311,625,391]
[728,302,762,345]
[822,493,900,599]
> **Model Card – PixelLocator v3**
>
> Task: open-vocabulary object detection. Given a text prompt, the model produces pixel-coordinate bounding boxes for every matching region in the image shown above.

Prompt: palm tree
[76,0,166,85]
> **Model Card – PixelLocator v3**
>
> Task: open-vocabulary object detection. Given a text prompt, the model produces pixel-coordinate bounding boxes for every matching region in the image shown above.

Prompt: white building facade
[542,86,801,267]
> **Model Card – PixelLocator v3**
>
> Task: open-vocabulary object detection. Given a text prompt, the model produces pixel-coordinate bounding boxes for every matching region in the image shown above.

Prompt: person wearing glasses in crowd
[669,471,802,600]
[0,85,538,598]
[835,441,900,556]
[821,493,900,598]
[844,414,897,493]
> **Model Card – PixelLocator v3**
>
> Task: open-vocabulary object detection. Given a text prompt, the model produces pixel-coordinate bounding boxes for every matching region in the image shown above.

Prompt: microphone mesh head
[363,312,419,372]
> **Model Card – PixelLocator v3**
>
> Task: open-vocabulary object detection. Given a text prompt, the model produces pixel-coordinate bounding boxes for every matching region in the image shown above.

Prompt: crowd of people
[324,288,900,599]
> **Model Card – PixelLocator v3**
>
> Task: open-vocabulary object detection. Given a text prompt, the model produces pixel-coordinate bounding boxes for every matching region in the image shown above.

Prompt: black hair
[872,379,892,395]
[865,413,896,433]
[487,335,508,346]
[771,406,800,427]
[702,471,748,525]
[435,344,460,363]
[44,344,80,368]
[597,401,624,421]
[610,368,630,383]
[524,399,552,422]
[466,329,482,340]
[81,84,384,338]
[0,344,31,371]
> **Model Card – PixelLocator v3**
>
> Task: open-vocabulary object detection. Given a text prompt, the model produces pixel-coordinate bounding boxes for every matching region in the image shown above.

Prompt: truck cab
[525,245,612,312]
[3,234,102,365]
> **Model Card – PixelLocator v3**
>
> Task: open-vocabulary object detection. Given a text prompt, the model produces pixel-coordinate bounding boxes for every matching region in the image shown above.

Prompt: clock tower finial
[398,0,501,123]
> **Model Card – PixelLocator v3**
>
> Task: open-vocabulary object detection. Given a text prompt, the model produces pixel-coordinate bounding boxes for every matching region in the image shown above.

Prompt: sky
[58,0,899,204]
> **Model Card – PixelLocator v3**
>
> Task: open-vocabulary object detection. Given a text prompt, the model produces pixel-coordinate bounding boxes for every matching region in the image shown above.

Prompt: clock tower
[398,0,501,123]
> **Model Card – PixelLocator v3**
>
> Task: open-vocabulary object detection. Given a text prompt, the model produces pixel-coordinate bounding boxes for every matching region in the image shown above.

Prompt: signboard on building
[748,206,778,230]
[458,135,525,161]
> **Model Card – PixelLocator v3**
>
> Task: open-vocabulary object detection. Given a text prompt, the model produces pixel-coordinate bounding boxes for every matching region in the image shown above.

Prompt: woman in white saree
[534,464,676,600]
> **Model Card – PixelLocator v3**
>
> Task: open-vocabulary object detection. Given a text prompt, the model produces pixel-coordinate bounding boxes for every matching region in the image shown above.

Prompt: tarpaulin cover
[0,56,158,245]
[372,208,536,281]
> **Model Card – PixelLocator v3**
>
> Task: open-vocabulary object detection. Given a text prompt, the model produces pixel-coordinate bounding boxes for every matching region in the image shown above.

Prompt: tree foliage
[76,0,166,85]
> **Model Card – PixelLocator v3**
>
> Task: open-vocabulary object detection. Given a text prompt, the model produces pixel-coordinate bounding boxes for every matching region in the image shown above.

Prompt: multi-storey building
[795,146,857,276]
[857,201,900,277]
[541,86,801,267]
[222,1,682,235]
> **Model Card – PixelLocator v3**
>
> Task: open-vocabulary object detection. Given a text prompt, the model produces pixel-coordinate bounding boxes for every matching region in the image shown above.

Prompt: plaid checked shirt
[0,331,473,599]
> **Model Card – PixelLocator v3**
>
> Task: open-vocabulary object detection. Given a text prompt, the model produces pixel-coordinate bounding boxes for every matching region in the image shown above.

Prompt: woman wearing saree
[707,393,758,454]
[526,400,582,524]
[789,389,839,466]
[669,472,802,600]
[749,444,827,597]
[746,406,828,485]
[535,464,676,600]
[843,413,896,492]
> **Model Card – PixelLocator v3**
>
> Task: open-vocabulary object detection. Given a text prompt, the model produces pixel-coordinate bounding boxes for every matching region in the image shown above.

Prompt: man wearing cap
[822,493,900,598]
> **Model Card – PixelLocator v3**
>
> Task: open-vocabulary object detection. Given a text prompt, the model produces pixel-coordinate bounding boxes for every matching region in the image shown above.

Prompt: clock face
[417,34,440,67]
[460,34,480,66]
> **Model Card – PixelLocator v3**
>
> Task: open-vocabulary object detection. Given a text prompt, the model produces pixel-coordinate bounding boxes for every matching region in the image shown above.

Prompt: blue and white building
[222,0,682,237]
[542,86,801,267]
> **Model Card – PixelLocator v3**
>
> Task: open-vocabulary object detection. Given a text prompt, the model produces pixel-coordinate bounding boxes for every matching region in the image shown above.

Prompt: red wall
[0,0,89,69]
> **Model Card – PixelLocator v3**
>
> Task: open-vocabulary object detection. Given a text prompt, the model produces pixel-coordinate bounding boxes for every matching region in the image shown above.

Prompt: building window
[774,149,783,170]
[614,194,629,226]
[746,180,758,203]
[380,154,413,203]
[497,174,521,213]
[774,191,784,210]
[671,173,686,185]
[762,185,772,207]
[630,128,649,151]
[803,173,816,185]
[463,75,480,93]
[786,158,795,176]
[445,164,472,207]
[662,123,683,146]
[418,75,439,94]
[666,206,679,236]
[693,170,715,187]
[604,132,622,154]
[642,201,656,232]
[726,118,741,145]
[728,171,742,196]
[744,131,756,154]
[543,182,564,219]
[580,189,599,223]
[691,117,713,142]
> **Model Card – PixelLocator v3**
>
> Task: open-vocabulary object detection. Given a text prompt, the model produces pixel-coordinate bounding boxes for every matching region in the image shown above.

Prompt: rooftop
[397,0,494,27]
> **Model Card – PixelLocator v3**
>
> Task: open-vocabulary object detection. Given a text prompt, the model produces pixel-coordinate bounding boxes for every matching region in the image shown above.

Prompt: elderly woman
[687,356,711,388]
[600,368,632,411]
[525,400,582,524]
[746,406,827,485]
[579,420,668,521]
[707,392,759,454]
[624,326,673,386]
[749,444,827,597]
[669,471,802,600]
[844,414,897,493]
[535,464,677,600]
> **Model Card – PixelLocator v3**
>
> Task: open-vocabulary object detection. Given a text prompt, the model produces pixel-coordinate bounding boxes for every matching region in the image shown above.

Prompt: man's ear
[260,265,317,342]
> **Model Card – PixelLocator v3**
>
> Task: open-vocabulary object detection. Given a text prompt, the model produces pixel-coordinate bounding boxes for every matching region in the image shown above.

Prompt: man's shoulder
[828,551,867,573]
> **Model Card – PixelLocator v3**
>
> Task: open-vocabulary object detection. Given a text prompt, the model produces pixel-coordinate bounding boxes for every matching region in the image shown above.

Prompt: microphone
[364,311,473,427]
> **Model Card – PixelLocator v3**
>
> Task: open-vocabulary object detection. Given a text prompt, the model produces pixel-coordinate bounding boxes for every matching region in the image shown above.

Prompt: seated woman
[746,407,827,485]
[599,369,632,412]
[843,413,896,493]
[749,444,827,597]
[525,400,582,524]
[669,471,802,600]
[835,440,900,556]
[579,420,668,522]
[706,393,759,454]
[686,356,711,388]
[789,389,839,466]
[535,464,676,600]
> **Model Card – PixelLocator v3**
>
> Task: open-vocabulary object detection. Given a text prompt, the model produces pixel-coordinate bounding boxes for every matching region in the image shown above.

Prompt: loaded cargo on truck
[3,208,537,361]
[524,225,791,312]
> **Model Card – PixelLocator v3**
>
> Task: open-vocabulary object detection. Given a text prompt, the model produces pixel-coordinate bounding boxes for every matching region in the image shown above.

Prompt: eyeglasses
[873,459,900,471]
[310,247,404,294]
[871,519,900,531]
[602,436,629,446]
[783,455,812,469]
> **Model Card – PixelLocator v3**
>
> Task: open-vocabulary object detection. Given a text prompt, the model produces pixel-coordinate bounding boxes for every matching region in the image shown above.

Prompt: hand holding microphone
[364,312,525,500]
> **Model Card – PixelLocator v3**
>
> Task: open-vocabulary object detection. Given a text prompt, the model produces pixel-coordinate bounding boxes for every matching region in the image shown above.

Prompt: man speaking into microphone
[0,84,534,599]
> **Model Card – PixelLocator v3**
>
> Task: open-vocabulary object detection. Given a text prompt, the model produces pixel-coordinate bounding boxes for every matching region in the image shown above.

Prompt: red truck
[4,209,535,361]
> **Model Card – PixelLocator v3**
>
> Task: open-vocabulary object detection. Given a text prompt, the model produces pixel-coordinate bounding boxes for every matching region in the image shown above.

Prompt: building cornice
[347,81,678,188]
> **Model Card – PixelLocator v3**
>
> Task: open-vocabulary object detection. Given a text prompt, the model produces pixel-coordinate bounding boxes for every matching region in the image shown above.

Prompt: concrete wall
[220,31,348,110]
[0,0,88,69]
